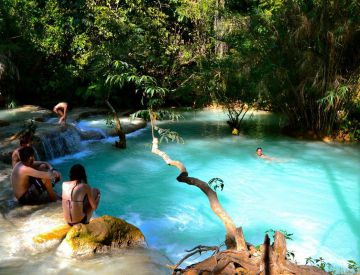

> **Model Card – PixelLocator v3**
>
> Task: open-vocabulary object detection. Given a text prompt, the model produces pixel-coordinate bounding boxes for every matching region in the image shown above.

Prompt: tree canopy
[0,0,359,139]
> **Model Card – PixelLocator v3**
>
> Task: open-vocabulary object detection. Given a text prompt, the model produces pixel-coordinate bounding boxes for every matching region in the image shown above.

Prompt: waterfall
[34,125,83,160]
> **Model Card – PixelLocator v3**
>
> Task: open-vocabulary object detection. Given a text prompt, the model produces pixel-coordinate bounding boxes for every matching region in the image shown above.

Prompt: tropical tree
[256,0,360,136]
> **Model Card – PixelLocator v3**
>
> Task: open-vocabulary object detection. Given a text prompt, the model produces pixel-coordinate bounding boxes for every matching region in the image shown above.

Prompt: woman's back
[62,180,89,224]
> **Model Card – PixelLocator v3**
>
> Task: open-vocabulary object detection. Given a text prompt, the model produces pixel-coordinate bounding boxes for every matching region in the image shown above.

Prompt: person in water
[53,102,68,124]
[11,146,61,205]
[256,147,273,160]
[62,164,100,226]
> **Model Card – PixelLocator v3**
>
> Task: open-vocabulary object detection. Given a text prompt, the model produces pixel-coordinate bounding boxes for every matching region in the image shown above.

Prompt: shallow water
[1,109,359,273]
[52,110,360,268]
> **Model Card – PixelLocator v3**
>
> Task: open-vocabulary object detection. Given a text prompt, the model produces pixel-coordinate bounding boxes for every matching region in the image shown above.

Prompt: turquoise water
[53,110,360,268]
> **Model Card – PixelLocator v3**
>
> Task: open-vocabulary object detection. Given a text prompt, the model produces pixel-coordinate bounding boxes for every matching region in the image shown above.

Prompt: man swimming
[11,146,61,205]
[256,147,273,160]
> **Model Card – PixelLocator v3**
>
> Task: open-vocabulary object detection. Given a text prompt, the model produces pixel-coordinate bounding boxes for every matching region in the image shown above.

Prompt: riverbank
[205,104,359,143]
[0,105,146,164]
[1,106,359,274]
[0,106,172,274]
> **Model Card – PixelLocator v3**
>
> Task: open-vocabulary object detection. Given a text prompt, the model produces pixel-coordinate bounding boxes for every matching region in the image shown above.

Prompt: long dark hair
[69,164,87,184]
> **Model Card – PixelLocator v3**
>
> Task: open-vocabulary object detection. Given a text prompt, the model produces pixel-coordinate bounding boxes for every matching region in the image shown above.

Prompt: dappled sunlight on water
[53,110,359,267]
[0,110,359,273]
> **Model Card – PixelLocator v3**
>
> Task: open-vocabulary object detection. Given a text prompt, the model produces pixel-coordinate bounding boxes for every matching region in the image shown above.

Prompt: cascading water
[0,110,358,274]
[34,125,83,160]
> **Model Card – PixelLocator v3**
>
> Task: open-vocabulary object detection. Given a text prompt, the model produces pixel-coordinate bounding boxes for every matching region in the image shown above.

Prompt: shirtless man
[53,102,68,124]
[12,146,61,205]
[62,164,100,225]
[12,134,33,168]
[256,147,273,160]
[12,135,60,182]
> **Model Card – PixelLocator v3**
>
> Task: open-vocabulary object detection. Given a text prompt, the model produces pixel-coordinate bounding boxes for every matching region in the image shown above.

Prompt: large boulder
[58,215,146,257]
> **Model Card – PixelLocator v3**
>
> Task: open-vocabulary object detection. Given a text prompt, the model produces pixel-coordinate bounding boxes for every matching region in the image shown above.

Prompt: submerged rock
[0,120,10,127]
[58,215,146,257]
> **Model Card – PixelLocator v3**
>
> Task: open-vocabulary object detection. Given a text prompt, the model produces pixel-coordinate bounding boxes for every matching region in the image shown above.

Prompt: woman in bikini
[62,164,100,226]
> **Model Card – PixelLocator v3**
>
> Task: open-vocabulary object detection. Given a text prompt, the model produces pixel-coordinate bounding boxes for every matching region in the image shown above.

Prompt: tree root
[174,232,328,275]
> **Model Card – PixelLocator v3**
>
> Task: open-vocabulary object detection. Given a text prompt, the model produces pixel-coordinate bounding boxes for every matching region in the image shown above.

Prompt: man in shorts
[53,102,68,124]
[11,146,61,205]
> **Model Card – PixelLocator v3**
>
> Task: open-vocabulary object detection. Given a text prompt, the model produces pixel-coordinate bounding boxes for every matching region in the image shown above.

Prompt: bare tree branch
[168,245,219,273]
[105,99,126,148]
[151,137,247,251]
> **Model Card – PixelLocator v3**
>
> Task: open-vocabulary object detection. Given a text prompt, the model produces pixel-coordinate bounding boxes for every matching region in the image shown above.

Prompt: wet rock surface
[58,215,147,257]
[0,106,147,163]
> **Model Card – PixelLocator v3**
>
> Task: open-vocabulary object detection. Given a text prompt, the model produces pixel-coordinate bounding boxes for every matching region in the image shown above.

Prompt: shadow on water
[161,113,284,142]
[320,161,360,261]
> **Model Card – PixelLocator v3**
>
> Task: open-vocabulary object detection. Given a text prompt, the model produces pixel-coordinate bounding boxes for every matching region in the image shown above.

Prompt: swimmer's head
[256,147,263,156]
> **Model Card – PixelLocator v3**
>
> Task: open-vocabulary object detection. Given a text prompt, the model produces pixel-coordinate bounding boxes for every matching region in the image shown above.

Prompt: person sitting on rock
[53,102,68,124]
[11,146,61,205]
[12,134,61,181]
[62,164,100,226]
[12,133,33,168]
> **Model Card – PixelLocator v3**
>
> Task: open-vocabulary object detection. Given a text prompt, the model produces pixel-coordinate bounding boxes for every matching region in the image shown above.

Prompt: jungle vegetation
[0,0,359,140]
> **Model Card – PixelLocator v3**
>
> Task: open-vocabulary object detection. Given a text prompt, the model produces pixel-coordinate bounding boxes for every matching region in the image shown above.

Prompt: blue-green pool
[53,110,360,268]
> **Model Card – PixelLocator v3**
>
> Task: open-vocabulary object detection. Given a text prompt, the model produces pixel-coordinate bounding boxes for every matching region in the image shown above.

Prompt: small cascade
[76,120,107,140]
[78,127,107,141]
[33,125,83,160]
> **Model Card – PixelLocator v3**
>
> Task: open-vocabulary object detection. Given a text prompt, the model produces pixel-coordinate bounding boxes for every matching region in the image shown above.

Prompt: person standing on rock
[62,164,100,226]
[11,146,61,205]
[53,102,68,124]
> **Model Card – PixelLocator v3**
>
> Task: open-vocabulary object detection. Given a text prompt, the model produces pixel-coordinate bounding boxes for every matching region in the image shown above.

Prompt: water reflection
[0,109,359,273]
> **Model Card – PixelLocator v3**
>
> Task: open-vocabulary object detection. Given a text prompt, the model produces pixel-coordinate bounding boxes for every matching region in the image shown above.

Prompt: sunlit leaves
[207,178,224,192]
[154,126,184,144]
[265,229,293,240]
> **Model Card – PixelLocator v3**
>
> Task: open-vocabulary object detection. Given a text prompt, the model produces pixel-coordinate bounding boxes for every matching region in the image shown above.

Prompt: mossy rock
[33,224,71,244]
[58,215,146,257]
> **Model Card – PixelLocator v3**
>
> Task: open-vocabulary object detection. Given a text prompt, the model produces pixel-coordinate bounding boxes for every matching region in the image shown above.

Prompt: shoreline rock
[0,106,147,163]
[57,215,147,257]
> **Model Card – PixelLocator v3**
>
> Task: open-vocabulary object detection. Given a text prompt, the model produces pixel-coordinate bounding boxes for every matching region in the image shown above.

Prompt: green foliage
[156,109,183,121]
[105,113,115,128]
[154,126,184,144]
[130,109,151,121]
[304,257,360,274]
[207,178,224,192]
[347,260,359,273]
[0,0,358,140]
[265,229,295,262]
[305,257,336,274]
[265,229,294,241]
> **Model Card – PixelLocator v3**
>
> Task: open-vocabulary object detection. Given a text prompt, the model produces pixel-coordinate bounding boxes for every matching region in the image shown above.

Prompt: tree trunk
[105,99,126,149]
[321,0,330,96]
[151,137,247,251]
[176,232,328,275]
[214,0,227,57]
